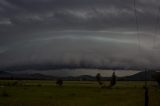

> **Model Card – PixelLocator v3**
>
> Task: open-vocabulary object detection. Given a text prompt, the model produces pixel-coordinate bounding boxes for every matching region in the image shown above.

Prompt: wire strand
[133,0,141,53]
[153,6,160,49]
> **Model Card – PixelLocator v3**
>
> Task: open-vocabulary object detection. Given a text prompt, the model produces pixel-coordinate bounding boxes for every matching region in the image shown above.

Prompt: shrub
[56,79,63,86]
[1,90,9,97]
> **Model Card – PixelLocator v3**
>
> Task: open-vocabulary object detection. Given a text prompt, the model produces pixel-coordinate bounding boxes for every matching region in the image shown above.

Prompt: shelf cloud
[0,0,160,72]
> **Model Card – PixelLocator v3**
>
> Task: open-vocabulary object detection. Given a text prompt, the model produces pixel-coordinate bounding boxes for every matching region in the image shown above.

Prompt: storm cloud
[0,0,160,72]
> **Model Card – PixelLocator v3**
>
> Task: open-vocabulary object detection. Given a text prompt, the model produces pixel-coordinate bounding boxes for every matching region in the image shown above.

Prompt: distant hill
[0,71,57,80]
[119,71,156,81]
[0,71,157,81]
[0,71,11,75]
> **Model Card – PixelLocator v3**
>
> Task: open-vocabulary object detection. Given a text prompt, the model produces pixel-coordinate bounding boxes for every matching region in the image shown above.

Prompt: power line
[133,1,149,105]
[133,0,141,53]
[153,6,160,49]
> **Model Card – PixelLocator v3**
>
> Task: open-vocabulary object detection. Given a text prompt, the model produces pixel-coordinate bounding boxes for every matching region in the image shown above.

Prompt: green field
[0,80,160,106]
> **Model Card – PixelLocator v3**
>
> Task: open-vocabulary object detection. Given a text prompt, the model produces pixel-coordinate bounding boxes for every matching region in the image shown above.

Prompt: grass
[0,80,160,106]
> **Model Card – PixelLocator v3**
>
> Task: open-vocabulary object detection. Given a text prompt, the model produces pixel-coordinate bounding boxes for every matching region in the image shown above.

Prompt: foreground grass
[0,80,160,106]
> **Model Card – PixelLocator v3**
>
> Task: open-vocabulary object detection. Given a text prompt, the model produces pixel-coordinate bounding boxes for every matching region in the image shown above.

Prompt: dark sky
[0,0,160,72]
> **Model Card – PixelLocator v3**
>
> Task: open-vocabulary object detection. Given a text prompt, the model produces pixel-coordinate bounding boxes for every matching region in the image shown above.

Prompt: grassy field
[0,80,160,106]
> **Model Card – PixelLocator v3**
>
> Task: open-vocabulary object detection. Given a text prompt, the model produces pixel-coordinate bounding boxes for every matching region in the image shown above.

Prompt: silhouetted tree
[109,72,116,87]
[96,73,102,86]
[56,79,63,86]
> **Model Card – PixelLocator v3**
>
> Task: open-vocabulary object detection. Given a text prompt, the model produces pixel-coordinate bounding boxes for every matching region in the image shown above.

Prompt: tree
[109,72,116,87]
[56,79,63,86]
[96,73,103,86]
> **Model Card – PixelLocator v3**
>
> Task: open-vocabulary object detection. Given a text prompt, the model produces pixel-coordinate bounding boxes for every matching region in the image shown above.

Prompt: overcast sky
[0,0,160,73]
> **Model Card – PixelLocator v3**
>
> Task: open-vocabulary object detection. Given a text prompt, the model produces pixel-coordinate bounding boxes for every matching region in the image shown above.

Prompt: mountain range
[0,70,157,81]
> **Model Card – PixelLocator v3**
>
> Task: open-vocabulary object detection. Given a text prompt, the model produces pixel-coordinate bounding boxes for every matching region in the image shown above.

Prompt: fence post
[144,69,149,106]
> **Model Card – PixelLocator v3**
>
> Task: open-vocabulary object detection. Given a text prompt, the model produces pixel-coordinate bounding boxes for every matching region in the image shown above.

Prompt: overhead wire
[133,0,141,54]
[153,5,160,50]
[133,1,160,105]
